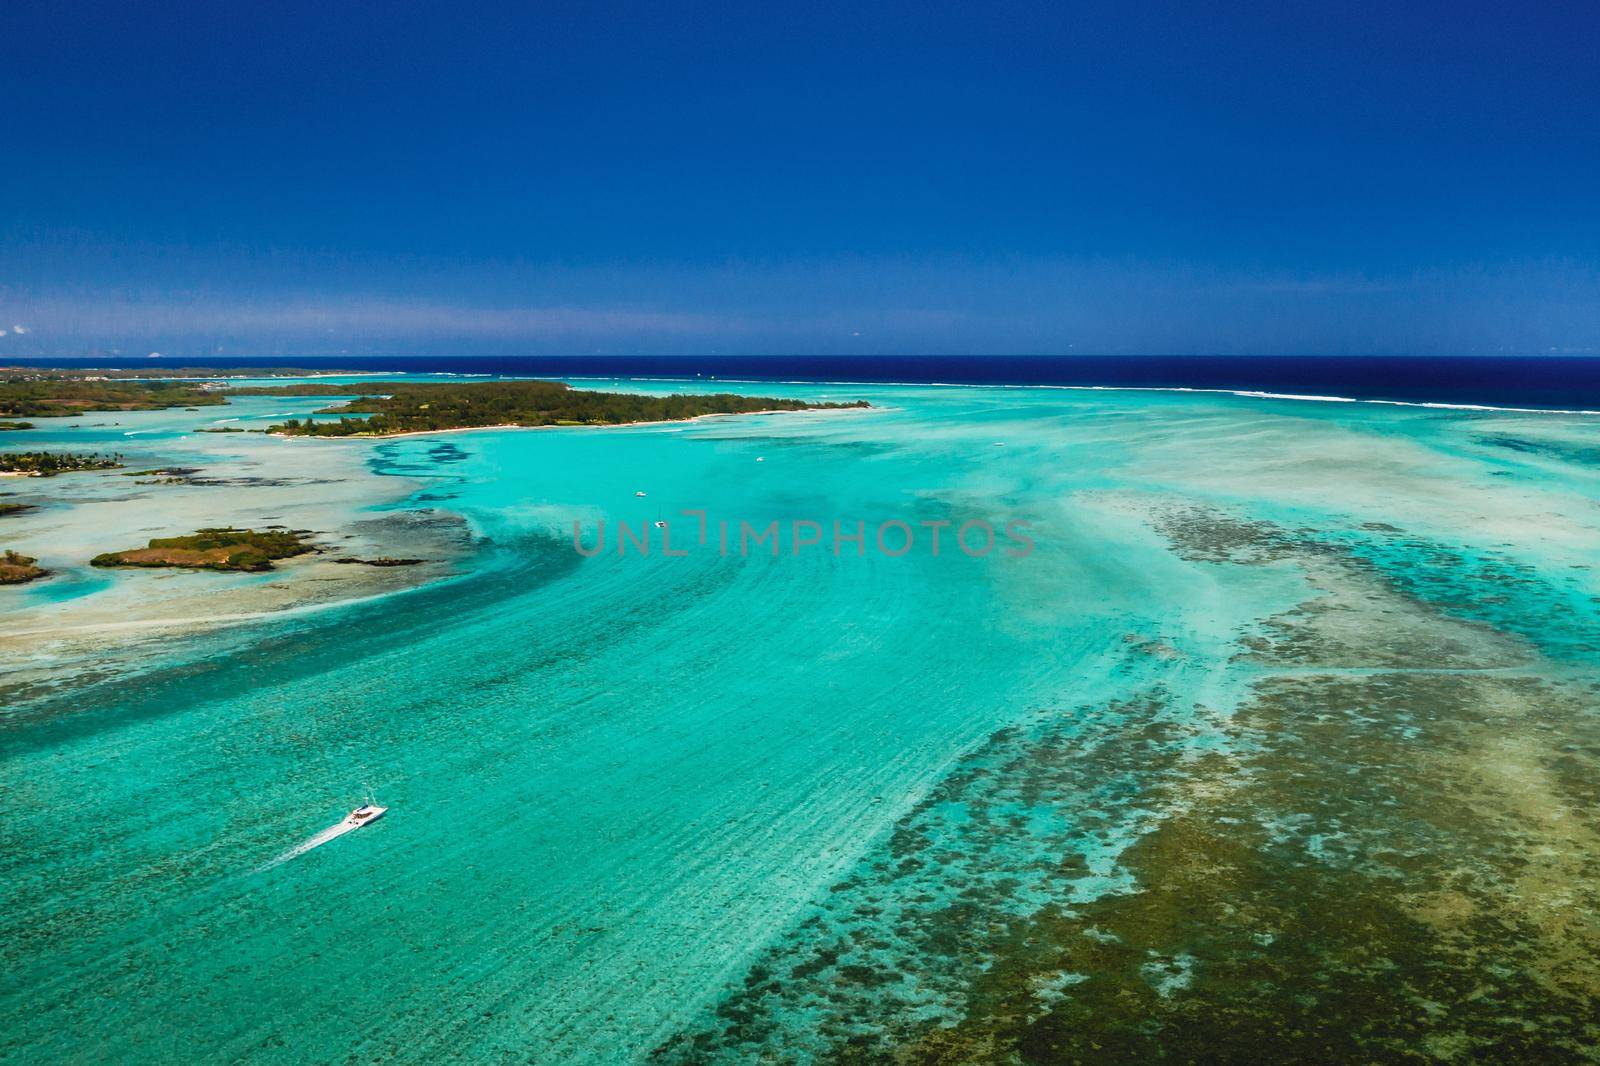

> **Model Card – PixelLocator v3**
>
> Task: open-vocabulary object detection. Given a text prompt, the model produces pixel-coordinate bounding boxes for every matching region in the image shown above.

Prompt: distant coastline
[7,355,1600,411]
[257,379,868,437]
[275,406,869,441]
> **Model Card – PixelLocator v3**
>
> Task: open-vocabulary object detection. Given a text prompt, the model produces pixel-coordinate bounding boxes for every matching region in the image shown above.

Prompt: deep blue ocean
[11,355,1600,410]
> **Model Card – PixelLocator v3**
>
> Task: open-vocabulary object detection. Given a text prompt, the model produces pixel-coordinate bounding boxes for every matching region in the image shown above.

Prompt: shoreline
[272,405,872,441]
[0,555,454,641]
[0,426,466,680]
[554,376,1600,417]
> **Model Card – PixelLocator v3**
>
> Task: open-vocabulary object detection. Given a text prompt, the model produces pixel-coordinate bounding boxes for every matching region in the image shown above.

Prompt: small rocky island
[237,379,869,436]
[0,421,34,431]
[0,550,47,585]
[0,451,123,476]
[91,528,316,572]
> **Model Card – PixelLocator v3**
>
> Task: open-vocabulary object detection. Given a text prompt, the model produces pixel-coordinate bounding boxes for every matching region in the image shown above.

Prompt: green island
[0,421,34,431]
[243,379,868,436]
[91,528,316,573]
[0,451,124,476]
[0,502,37,518]
[1,376,228,418]
[2,370,867,435]
[0,367,364,418]
[0,549,47,585]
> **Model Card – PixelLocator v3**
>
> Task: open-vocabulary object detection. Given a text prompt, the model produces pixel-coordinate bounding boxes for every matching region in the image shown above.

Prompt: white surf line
[1056,385,1600,416]
[557,375,1600,415]
[970,383,1600,415]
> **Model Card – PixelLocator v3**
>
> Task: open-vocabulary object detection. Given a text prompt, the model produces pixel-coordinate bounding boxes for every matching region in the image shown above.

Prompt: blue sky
[1,0,1596,356]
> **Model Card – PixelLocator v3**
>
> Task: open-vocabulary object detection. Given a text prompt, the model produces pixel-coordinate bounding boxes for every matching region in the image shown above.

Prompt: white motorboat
[339,804,387,832]
[259,803,388,869]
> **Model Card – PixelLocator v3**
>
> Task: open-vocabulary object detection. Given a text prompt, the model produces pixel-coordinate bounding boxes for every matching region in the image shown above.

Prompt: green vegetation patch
[249,379,867,436]
[90,527,316,572]
[0,451,123,476]
[0,421,34,431]
[0,367,371,418]
[0,376,226,418]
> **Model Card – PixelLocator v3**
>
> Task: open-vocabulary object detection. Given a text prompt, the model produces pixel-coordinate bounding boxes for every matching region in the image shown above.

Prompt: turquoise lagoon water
[3,380,1599,1061]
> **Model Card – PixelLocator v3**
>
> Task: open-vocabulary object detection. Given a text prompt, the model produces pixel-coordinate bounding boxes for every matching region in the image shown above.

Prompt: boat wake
[256,805,386,871]
[258,823,350,871]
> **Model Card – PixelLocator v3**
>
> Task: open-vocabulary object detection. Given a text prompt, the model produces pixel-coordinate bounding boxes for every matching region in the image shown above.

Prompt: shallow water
[3,381,1599,1061]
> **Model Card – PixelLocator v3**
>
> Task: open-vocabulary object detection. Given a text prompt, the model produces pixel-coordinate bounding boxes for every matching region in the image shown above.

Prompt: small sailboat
[653,520,668,529]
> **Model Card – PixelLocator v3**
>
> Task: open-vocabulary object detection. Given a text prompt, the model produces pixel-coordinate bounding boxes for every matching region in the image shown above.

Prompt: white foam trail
[1229,390,1358,403]
[257,821,349,871]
